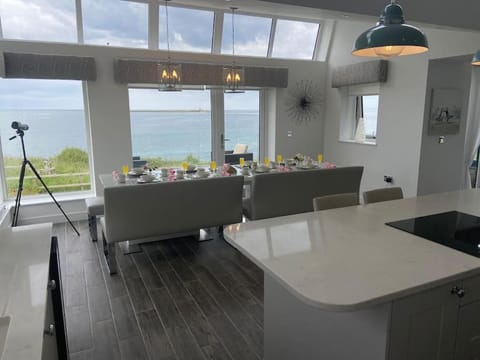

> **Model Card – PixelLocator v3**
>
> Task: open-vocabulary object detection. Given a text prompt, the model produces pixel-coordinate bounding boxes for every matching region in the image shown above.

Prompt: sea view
[0,109,260,162]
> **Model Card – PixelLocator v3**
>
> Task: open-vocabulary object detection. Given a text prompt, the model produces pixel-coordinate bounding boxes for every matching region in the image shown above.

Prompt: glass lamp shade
[158,63,182,91]
[223,66,245,93]
[352,2,429,57]
[473,50,480,66]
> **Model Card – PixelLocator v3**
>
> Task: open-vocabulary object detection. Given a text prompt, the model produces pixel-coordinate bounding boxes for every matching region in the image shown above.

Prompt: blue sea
[0,110,260,161]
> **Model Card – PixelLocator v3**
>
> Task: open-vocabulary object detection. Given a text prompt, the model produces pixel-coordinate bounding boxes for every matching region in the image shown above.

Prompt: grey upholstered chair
[363,187,404,205]
[313,193,359,211]
[85,197,104,241]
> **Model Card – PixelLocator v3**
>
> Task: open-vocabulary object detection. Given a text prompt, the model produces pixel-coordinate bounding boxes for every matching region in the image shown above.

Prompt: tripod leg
[26,161,80,236]
[11,160,27,227]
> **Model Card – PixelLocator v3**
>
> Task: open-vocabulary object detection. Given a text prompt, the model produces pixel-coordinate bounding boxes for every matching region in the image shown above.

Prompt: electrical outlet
[384,175,393,184]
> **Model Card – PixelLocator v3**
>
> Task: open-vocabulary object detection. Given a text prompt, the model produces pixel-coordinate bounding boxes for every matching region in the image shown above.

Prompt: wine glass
[276,154,283,163]
[122,165,129,175]
[264,157,270,166]
[239,157,245,167]
[181,161,188,171]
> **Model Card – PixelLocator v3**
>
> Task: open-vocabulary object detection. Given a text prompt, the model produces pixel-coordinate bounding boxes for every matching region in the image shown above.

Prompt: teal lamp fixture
[472,50,480,66]
[352,0,429,57]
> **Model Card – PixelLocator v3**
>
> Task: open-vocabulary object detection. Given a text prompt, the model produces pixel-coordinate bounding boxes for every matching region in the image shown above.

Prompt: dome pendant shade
[473,50,480,66]
[352,2,429,57]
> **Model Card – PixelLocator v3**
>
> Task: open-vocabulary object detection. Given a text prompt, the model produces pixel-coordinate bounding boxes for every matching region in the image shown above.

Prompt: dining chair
[363,187,404,205]
[313,192,359,211]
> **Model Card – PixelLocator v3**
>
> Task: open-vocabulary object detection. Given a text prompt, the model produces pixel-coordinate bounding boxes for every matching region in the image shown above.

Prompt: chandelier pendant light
[223,7,245,93]
[352,0,429,58]
[158,0,181,91]
[472,50,480,66]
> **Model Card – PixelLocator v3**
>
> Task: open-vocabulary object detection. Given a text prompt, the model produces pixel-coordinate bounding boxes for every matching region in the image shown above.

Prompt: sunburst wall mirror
[285,80,323,125]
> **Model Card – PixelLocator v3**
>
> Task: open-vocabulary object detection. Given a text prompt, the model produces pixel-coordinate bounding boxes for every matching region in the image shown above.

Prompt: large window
[129,89,212,167]
[224,91,260,161]
[82,0,148,47]
[159,6,214,53]
[222,13,271,57]
[0,0,77,42]
[0,79,91,198]
[339,85,379,145]
[272,19,319,60]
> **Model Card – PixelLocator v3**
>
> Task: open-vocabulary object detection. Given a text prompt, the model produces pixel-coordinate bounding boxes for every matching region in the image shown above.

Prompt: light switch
[287,131,293,137]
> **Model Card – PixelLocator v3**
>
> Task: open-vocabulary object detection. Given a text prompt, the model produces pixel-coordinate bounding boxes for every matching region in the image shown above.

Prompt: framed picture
[428,88,462,135]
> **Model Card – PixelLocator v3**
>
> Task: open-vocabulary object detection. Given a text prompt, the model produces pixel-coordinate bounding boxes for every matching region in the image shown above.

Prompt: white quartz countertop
[224,190,480,311]
[0,224,52,360]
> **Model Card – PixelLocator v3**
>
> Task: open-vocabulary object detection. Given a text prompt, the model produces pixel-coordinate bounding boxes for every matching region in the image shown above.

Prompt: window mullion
[76,0,84,43]
[312,23,322,61]
[267,17,277,58]
[148,1,159,50]
[212,10,223,55]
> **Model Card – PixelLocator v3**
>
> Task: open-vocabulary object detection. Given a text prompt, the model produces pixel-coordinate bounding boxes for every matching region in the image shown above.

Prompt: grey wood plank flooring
[55,221,264,360]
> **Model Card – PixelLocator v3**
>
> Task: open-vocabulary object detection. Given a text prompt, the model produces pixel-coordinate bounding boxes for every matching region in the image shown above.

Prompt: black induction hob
[386,211,480,257]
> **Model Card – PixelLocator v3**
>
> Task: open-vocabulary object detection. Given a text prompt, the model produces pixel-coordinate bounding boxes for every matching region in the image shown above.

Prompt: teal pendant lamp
[352,1,429,57]
[473,50,480,66]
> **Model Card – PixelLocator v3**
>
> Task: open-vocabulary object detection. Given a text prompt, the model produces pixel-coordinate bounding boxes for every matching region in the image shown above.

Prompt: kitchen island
[224,189,480,360]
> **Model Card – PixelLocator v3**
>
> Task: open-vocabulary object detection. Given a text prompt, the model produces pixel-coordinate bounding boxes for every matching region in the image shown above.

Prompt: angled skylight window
[159,6,214,53]
[83,0,148,48]
[0,0,76,42]
[272,19,319,60]
[221,13,272,57]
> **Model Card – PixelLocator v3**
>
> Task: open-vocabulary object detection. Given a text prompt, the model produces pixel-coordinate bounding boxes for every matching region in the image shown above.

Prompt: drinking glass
[276,154,283,163]
[182,161,188,171]
[317,154,323,163]
[264,157,270,166]
[122,165,129,175]
[210,161,217,172]
[239,157,245,167]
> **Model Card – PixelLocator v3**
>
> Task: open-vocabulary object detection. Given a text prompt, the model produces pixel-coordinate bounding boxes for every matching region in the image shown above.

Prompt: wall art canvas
[428,88,462,135]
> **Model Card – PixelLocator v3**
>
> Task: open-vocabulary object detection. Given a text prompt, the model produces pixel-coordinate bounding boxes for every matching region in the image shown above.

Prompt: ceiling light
[352,1,429,58]
[158,0,182,91]
[223,7,244,93]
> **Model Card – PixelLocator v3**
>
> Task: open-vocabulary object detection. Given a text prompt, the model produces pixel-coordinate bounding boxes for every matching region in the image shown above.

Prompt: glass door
[223,91,260,166]
[129,89,212,168]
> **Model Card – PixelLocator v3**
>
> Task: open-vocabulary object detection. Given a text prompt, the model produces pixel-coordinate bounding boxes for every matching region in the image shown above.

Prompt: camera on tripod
[11,121,29,131]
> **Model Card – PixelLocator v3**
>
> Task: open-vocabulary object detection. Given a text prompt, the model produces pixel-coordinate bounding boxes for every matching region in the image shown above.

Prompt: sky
[0,0,319,110]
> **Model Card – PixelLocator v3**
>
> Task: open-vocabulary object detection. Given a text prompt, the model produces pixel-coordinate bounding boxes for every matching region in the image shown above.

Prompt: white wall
[417,56,473,195]
[273,62,327,160]
[0,39,327,223]
[323,20,480,197]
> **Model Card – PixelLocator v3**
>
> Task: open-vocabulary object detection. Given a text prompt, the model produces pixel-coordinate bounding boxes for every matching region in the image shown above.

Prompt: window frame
[339,84,380,145]
[0,79,93,200]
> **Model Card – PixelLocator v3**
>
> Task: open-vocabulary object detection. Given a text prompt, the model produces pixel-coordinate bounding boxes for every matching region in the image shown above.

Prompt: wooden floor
[53,221,264,360]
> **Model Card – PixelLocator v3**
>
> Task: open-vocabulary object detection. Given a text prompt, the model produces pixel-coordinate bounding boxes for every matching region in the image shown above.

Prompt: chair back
[313,193,359,211]
[247,166,363,220]
[363,187,404,205]
[104,176,244,243]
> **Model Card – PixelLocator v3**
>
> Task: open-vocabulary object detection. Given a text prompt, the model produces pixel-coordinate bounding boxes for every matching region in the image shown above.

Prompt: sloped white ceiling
[259,0,480,31]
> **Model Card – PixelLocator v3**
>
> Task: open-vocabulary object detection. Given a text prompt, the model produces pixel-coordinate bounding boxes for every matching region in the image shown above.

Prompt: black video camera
[11,121,29,131]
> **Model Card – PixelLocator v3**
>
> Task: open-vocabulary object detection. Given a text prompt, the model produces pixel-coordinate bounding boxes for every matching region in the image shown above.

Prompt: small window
[0,0,76,42]
[159,6,214,53]
[83,0,148,48]
[339,86,379,144]
[272,19,319,60]
[221,13,272,57]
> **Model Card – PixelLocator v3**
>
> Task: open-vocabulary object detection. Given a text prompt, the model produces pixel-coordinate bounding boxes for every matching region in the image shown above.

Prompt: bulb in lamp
[226,72,232,84]
[234,73,241,82]
[374,45,405,57]
[172,70,178,80]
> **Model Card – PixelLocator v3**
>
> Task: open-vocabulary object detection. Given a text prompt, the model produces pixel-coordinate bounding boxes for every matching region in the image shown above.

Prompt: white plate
[128,171,144,176]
